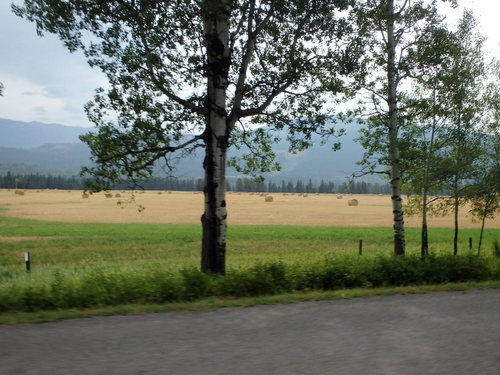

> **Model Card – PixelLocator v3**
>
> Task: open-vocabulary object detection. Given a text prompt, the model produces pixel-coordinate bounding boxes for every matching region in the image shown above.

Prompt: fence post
[469,237,472,251]
[358,240,363,256]
[24,252,30,272]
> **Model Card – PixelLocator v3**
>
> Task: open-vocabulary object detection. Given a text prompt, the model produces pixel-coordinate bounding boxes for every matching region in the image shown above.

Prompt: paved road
[1,290,499,375]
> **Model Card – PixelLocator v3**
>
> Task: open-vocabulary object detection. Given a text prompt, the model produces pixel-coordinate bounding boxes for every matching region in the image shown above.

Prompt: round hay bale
[105,193,113,198]
[337,195,343,199]
[303,194,308,197]
[14,190,24,196]
[347,199,359,206]
[265,195,274,202]
[168,191,172,194]
[115,193,121,198]
[158,192,162,195]
[82,193,89,199]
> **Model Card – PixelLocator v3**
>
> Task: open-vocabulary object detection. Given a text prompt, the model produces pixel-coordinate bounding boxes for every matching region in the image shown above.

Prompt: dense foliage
[0,172,390,194]
[1,254,497,312]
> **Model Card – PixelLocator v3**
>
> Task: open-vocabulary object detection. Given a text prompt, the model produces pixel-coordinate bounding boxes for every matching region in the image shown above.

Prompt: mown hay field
[1,189,498,229]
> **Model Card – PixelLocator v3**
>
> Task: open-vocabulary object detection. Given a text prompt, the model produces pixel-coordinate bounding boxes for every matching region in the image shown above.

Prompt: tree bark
[421,86,438,257]
[386,0,405,255]
[200,0,231,275]
[477,211,486,256]
[453,181,459,256]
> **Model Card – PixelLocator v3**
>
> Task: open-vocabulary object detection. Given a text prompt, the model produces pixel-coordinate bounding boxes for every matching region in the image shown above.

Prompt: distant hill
[0,118,88,148]
[0,143,91,171]
[0,117,376,182]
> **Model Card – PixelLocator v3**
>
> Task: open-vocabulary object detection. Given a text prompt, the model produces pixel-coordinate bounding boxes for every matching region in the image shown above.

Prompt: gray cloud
[0,1,106,126]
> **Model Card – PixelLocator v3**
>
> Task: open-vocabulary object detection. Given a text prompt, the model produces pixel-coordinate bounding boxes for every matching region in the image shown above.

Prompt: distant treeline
[0,172,390,194]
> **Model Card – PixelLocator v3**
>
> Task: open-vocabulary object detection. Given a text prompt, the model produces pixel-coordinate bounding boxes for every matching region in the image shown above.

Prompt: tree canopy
[14,0,363,273]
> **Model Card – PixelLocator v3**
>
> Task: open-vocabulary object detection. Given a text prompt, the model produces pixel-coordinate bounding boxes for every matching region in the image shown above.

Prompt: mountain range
[0,117,377,182]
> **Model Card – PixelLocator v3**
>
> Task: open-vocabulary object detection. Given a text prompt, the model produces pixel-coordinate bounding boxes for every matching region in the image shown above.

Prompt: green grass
[0,212,499,322]
[1,213,498,270]
[1,280,498,325]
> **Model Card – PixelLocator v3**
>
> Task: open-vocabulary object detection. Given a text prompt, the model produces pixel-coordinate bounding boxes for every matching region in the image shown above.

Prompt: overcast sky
[0,0,499,128]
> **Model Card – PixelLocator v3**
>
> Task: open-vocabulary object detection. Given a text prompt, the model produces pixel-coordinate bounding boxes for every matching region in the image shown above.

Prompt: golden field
[1,188,498,229]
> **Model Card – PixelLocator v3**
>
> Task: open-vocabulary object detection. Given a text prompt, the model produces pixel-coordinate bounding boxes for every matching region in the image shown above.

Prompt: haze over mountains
[0,117,377,182]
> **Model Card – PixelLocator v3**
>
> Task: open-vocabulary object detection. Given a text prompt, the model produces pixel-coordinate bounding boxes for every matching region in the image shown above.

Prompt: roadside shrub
[219,262,290,297]
[180,268,216,300]
[0,254,497,313]
[374,255,427,286]
[493,239,500,258]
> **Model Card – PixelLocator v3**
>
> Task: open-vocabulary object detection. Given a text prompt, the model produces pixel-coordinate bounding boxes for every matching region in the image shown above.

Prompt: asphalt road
[1,289,499,375]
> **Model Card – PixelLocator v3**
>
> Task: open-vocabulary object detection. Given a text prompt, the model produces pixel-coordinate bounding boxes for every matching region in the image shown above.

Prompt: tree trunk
[200,0,231,275]
[421,86,438,257]
[477,211,487,256]
[453,184,459,256]
[421,206,429,257]
[386,0,405,255]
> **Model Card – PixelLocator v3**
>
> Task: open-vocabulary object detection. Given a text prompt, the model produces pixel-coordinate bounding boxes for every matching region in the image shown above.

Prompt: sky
[0,0,499,128]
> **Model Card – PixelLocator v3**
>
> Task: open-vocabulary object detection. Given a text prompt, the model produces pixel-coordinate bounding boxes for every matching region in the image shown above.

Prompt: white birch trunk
[200,0,231,274]
[386,0,405,255]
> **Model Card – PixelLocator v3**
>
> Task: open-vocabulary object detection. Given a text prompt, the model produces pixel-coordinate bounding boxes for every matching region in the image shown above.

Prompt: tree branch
[132,8,208,116]
[101,134,204,163]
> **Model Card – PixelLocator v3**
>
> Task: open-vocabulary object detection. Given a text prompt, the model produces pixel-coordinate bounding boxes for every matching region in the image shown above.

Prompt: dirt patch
[0,236,64,242]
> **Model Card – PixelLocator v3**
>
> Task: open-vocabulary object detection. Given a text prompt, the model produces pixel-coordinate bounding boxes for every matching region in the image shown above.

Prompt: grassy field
[2,212,499,272]
[0,189,499,321]
[1,188,498,228]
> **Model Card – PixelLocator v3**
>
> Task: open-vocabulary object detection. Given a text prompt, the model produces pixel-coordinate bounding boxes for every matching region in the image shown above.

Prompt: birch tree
[14,0,361,274]
[466,60,500,255]
[436,10,486,255]
[401,24,458,257]
[354,0,454,255]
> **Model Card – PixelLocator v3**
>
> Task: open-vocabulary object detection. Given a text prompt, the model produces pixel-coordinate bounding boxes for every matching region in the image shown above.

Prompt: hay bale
[347,199,359,206]
[168,191,172,194]
[265,195,274,202]
[115,193,121,198]
[105,193,113,198]
[82,193,90,199]
[303,194,308,197]
[337,195,343,199]
[158,192,162,195]
[14,190,24,196]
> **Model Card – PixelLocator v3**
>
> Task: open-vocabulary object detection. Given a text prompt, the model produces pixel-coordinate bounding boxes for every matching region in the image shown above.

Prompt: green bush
[219,262,290,297]
[0,254,497,313]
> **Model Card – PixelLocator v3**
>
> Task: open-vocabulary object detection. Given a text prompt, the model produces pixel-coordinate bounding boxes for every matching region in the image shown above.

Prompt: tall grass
[0,255,497,312]
[0,214,499,312]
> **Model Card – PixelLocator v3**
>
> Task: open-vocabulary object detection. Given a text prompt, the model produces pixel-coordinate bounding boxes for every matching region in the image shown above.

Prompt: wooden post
[358,240,363,256]
[469,237,472,251]
[24,252,30,272]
